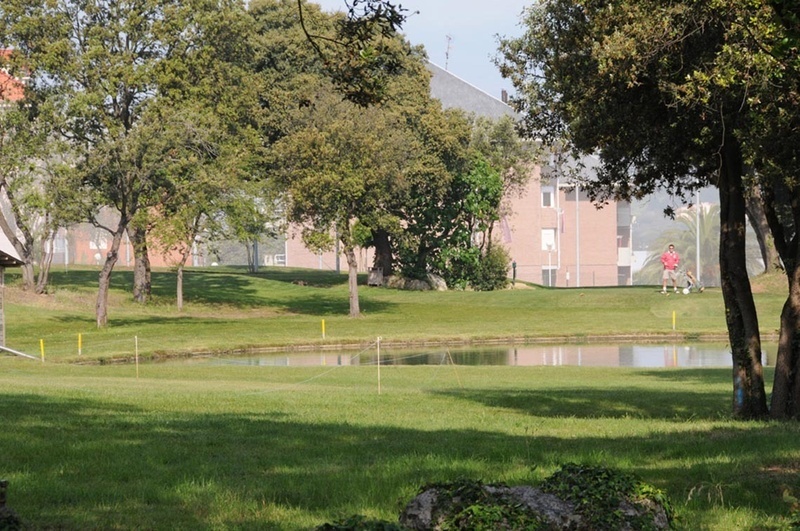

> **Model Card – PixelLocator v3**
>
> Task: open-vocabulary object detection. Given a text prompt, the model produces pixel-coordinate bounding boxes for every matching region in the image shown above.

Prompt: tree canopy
[499,0,800,419]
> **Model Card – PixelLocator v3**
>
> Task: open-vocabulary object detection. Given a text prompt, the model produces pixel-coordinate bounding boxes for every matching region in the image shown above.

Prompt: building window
[542,268,557,287]
[541,228,556,251]
[541,185,554,208]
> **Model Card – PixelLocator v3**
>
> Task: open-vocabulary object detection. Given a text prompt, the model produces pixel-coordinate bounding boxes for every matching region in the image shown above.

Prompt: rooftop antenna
[445,35,453,70]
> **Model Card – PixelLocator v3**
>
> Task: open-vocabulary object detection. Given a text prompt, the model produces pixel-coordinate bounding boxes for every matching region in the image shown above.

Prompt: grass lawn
[1,266,797,529]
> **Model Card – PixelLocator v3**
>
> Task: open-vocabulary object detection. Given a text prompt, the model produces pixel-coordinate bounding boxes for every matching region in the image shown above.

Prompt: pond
[192,342,776,368]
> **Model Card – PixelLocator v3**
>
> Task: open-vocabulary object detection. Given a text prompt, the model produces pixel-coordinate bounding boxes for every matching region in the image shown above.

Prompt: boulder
[317,466,671,530]
[425,274,448,291]
[399,477,670,530]
[383,275,439,291]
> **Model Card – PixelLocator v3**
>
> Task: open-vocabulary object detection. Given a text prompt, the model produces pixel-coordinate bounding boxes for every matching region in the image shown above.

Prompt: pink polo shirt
[661,251,679,270]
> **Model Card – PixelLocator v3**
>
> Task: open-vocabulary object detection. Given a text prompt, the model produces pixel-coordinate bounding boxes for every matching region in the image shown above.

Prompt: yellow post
[39,339,44,362]
[78,333,82,356]
[322,319,326,339]
[672,311,676,331]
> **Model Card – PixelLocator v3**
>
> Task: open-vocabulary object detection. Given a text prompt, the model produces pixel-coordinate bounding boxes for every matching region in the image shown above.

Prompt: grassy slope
[2,266,787,362]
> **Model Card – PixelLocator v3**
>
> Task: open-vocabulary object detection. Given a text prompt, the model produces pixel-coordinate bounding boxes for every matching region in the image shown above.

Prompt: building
[0,50,25,103]
[285,62,633,287]
[0,230,23,348]
[429,62,632,287]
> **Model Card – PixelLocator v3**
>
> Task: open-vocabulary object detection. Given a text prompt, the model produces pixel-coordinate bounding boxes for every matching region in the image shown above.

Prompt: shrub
[471,245,511,291]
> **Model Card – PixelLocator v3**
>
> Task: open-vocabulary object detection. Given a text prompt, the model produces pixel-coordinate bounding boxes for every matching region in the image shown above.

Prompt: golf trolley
[680,269,704,294]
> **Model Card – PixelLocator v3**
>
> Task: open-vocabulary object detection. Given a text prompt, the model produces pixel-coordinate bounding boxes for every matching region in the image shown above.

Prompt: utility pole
[445,35,453,70]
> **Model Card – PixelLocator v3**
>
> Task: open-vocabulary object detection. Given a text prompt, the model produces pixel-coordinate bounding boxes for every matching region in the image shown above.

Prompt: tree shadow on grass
[36,268,393,317]
[1,390,797,529]
[433,387,729,421]
[251,267,353,288]
[174,270,390,315]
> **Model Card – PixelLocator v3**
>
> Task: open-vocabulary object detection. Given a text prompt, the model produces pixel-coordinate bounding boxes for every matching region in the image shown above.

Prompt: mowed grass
[1,266,798,529]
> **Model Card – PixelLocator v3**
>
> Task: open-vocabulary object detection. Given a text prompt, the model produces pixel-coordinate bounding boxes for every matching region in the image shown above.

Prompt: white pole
[377,337,381,395]
[696,188,701,282]
[64,228,69,271]
[575,185,581,287]
[629,216,635,285]
[556,176,561,270]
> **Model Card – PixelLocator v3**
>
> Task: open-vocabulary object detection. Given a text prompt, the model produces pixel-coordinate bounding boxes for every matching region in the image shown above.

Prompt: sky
[311,0,530,100]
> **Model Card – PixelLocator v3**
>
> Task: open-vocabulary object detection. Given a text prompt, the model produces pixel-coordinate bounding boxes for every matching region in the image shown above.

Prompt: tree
[143,102,241,310]
[498,0,775,418]
[272,82,415,316]
[0,0,257,327]
[431,154,506,290]
[152,1,266,300]
[744,184,781,274]
[389,105,474,282]
[295,0,411,107]
[220,186,282,273]
[260,1,527,303]
[0,90,76,294]
[745,1,800,419]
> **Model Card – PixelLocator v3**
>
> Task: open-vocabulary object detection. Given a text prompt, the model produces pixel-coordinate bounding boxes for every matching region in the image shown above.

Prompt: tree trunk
[372,228,393,276]
[34,230,55,294]
[766,180,800,419]
[177,264,184,312]
[245,241,255,273]
[718,137,768,419]
[344,244,360,317]
[96,226,126,328]
[176,242,194,312]
[19,262,34,291]
[128,224,151,304]
[770,278,800,419]
[745,186,781,273]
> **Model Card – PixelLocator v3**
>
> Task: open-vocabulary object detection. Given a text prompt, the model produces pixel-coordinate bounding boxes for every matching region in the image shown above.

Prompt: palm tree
[635,204,762,287]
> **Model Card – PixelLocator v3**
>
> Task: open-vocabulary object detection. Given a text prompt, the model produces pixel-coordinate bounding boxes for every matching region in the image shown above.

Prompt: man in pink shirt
[660,244,680,293]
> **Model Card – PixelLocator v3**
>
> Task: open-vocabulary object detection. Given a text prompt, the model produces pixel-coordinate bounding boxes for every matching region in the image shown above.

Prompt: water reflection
[203,343,774,368]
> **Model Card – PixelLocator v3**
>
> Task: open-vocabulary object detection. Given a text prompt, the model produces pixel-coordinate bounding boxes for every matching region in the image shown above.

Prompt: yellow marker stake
[322,319,326,339]
[78,333,82,356]
[40,339,44,362]
[672,311,676,331]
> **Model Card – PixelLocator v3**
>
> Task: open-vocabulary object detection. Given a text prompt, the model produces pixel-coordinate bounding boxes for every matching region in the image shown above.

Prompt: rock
[384,275,407,289]
[405,279,431,291]
[399,479,670,530]
[426,274,448,291]
[383,275,447,291]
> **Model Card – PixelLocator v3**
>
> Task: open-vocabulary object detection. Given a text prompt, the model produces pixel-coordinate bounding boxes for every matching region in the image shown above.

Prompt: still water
[200,343,775,369]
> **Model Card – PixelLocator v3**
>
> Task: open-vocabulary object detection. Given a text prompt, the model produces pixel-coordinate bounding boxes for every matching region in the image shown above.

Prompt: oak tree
[498,0,780,418]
